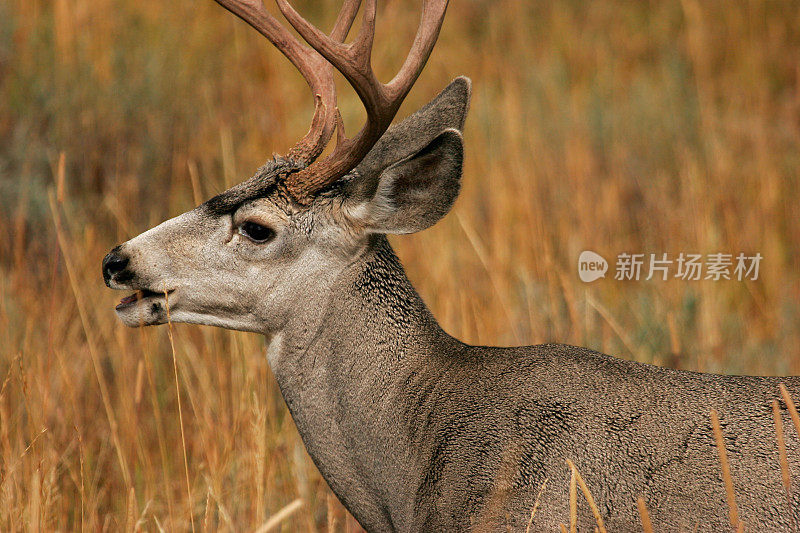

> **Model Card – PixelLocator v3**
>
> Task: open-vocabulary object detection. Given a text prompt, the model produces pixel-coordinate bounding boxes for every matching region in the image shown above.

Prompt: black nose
[102,247,130,285]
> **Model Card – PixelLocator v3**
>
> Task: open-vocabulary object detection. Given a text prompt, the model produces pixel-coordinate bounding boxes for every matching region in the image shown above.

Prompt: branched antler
[213,0,449,204]
[212,0,359,163]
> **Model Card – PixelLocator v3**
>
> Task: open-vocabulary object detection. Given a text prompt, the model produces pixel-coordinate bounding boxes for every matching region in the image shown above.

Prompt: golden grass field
[1,0,799,530]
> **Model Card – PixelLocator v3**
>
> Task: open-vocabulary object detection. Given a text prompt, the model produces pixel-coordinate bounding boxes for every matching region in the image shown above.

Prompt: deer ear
[354,76,471,179]
[344,77,470,234]
[347,129,463,235]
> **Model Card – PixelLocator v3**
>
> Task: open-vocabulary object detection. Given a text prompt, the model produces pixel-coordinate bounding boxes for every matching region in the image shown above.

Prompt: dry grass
[1,0,799,530]
[636,497,654,533]
[564,460,606,533]
[709,408,741,531]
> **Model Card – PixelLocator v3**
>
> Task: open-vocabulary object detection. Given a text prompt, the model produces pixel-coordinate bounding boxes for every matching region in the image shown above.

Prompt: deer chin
[114,288,176,327]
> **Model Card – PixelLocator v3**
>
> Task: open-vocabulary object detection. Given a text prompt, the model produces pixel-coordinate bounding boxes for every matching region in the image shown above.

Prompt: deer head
[101,0,470,334]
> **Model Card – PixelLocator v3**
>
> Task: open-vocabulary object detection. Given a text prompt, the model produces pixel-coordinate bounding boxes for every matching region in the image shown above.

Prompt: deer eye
[239,221,275,243]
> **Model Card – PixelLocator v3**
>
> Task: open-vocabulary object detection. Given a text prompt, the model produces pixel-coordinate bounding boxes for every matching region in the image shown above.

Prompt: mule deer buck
[102,0,800,530]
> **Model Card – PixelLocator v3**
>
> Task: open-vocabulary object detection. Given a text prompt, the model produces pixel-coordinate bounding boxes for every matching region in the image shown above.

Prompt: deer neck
[267,234,457,531]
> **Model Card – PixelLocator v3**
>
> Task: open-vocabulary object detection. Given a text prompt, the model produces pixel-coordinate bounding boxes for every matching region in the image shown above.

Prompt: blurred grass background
[1,0,799,530]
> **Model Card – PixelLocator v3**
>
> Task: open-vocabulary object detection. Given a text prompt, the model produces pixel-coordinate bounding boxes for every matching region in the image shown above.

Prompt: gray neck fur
[271,235,460,531]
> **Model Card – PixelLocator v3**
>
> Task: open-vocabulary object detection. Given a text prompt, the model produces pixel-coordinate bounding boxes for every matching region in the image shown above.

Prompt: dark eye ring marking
[239,221,276,243]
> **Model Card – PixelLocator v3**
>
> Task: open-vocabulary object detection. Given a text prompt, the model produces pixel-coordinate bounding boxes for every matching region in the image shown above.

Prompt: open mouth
[116,289,174,310]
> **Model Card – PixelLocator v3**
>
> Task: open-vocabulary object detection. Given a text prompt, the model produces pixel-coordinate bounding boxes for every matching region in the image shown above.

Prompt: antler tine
[331,0,363,42]
[279,0,449,203]
[276,0,380,111]
[212,0,360,163]
[386,0,448,101]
